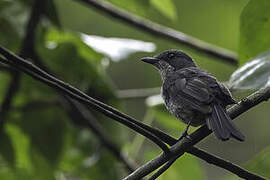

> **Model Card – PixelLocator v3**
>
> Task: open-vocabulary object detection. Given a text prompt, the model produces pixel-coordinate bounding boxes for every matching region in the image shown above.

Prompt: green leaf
[19,107,69,168]
[0,129,15,167]
[37,29,116,102]
[245,146,270,179]
[0,1,29,49]
[150,0,177,20]
[106,0,150,16]
[229,51,270,90]
[239,0,270,65]
[5,123,32,173]
[44,0,61,28]
[147,153,204,180]
[224,146,270,180]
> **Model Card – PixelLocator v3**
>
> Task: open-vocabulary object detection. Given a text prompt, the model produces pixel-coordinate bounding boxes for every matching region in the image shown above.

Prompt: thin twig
[74,0,238,65]
[0,46,265,180]
[187,147,264,180]
[0,0,45,127]
[148,154,179,180]
[124,87,270,180]
[0,48,170,153]
[61,97,137,172]
[27,47,139,172]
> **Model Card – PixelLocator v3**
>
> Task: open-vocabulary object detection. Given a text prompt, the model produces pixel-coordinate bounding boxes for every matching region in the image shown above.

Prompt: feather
[209,104,244,141]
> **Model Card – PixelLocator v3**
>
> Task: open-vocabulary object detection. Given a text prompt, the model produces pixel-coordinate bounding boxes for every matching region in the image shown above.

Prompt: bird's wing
[165,68,214,114]
[217,82,237,105]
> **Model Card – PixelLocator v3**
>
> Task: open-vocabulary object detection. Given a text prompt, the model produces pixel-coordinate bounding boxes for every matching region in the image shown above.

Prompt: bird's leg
[178,121,191,141]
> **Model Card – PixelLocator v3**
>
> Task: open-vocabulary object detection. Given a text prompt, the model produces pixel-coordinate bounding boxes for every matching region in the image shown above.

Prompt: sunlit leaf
[239,0,270,65]
[229,51,270,90]
[81,34,156,62]
[5,123,32,173]
[150,0,177,20]
[37,29,116,102]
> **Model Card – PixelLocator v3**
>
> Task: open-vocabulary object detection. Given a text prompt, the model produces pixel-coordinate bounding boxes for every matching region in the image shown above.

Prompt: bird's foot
[178,129,189,141]
[178,121,191,141]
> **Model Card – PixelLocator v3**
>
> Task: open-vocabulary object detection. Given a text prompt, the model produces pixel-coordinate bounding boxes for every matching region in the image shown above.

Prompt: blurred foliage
[239,0,270,65]
[0,0,270,179]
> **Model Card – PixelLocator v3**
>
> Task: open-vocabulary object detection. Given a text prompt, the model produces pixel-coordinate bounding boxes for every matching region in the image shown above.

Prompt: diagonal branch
[124,87,270,180]
[0,47,169,153]
[0,46,264,180]
[61,97,137,172]
[74,0,238,65]
[30,51,138,173]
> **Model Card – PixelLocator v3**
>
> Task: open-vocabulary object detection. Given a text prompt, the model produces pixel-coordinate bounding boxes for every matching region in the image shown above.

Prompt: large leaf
[150,0,177,20]
[224,146,270,180]
[37,29,116,102]
[245,147,270,179]
[229,51,270,90]
[0,1,29,49]
[239,0,270,65]
[81,34,156,62]
[106,0,150,16]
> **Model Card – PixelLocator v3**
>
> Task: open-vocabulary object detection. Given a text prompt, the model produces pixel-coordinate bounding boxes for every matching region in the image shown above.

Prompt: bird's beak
[141,57,159,65]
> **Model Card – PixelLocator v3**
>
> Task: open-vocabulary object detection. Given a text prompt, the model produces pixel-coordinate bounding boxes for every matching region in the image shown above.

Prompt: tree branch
[187,147,265,180]
[0,46,265,180]
[26,46,139,172]
[124,87,270,180]
[74,0,238,65]
[0,0,45,127]
[0,47,170,153]
[61,97,137,173]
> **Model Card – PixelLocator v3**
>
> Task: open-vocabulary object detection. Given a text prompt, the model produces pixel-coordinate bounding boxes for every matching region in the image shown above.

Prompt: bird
[141,50,245,141]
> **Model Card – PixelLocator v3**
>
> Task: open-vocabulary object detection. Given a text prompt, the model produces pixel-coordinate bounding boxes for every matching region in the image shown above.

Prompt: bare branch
[74,0,238,65]
[147,154,179,180]
[187,147,265,180]
[61,98,137,172]
[124,87,270,180]
[0,47,170,153]
[0,46,265,180]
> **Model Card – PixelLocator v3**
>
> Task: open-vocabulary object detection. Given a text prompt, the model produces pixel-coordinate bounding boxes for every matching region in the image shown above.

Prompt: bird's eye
[168,53,175,58]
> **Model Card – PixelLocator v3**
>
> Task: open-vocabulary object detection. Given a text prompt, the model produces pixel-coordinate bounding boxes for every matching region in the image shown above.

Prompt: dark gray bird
[141,50,245,141]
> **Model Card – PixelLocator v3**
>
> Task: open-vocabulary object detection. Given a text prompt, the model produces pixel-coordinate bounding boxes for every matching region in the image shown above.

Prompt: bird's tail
[206,104,245,141]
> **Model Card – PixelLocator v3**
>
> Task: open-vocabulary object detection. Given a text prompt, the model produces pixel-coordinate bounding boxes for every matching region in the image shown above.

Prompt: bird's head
[141,50,196,71]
